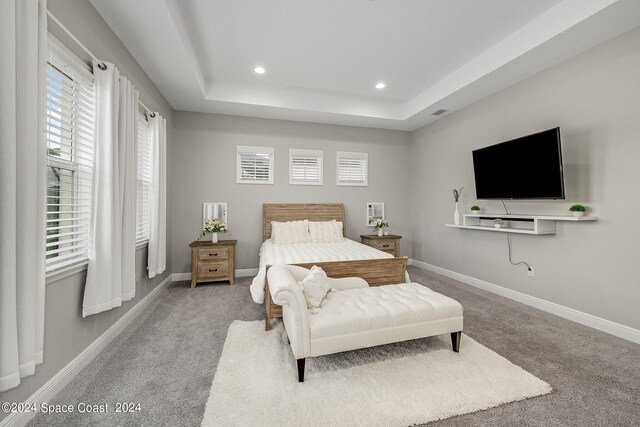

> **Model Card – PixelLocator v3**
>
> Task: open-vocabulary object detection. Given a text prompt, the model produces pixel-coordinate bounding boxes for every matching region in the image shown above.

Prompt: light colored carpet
[201,320,552,427]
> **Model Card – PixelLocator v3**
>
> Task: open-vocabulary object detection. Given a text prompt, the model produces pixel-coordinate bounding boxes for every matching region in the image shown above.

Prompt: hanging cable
[501,200,532,271]
[501,199,509,214]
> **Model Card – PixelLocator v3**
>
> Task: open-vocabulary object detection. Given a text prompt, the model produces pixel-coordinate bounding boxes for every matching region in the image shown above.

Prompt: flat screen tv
[472,127,565,200]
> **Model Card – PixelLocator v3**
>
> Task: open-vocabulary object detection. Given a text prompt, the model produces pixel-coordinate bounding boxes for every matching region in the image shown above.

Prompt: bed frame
[265,257,408,331]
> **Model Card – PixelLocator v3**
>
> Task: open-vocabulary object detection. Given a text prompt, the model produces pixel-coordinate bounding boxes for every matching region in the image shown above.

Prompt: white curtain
[147,113,167,279]
[82,62,138,317]
[0,0,47,392]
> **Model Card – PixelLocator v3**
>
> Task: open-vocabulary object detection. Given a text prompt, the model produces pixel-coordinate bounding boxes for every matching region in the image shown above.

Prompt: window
[236,146,274,184]
[336,151,368,186]
[136,113,152,243]
[289,149,323,185]
[45,42,95,272]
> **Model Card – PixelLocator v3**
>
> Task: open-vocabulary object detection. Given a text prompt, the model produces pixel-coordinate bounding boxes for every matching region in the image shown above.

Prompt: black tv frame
[472,127,565,200]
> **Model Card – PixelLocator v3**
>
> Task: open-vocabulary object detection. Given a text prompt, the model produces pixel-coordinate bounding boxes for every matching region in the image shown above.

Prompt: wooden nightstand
[360,234,402,257]
[189,240,237,288]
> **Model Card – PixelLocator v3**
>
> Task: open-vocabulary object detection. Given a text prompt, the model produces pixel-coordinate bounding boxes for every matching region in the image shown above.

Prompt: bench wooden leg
[297,358,305,383]
[264,280,272,331]
[451,331,461,352]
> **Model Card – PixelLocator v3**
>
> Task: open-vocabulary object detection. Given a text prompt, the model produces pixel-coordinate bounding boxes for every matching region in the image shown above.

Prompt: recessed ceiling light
[375,82,386,89]
[254,66,266,74]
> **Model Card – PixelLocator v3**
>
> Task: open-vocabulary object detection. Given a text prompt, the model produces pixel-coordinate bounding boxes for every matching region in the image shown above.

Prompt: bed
[250,203,410,330]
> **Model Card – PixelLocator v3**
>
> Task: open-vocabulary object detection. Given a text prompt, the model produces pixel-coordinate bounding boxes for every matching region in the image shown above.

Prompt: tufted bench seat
[267,265,463,382]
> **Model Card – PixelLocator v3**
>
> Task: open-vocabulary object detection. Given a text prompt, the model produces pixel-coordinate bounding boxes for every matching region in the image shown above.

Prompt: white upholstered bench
[267,264,464,382]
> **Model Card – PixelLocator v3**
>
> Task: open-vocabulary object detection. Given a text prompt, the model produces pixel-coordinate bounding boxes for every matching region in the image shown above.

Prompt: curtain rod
[47,10,155,117]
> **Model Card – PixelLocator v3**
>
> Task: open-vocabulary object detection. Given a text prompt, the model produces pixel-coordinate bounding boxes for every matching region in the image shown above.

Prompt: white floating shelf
[463,213,598,222]
[445,213,597,235]
[445,224,554,235]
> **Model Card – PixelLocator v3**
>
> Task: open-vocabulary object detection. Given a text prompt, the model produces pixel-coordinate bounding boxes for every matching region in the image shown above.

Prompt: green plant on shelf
[569,204,586,212]
[470,205,480,212]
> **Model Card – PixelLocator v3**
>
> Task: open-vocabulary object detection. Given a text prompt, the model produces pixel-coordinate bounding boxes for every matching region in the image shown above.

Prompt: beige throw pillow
[271,220,311,244]
[299,265,332,309]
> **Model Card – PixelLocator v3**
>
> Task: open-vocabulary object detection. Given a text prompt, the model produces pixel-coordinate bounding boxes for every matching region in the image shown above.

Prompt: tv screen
[472,127,565,200]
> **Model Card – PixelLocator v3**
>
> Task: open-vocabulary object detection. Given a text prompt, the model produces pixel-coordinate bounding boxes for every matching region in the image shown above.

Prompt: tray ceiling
[90,0,640,130]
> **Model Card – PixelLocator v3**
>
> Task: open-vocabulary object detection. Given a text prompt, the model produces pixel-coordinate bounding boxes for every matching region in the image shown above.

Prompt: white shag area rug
[202,321,551,427]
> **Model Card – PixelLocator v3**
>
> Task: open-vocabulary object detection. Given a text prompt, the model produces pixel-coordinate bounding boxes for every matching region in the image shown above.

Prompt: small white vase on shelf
[377,228,383,237]
[572,211,584,217]
[211,232,218,243]
[454,202,460,225]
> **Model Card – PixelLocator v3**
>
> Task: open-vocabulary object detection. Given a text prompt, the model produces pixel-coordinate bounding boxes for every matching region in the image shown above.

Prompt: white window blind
[289,149,323,185]
[336,151,368,186]
[236,146,274,184]
[45,44,95,272]
[136,113,152,243]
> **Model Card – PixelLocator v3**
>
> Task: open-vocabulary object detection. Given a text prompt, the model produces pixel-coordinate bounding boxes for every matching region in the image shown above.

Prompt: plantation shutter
[45,46,95,272]
[289,149,323,185]
[236,146,274,184]
[336,151,368,186]
[136,113,152,243]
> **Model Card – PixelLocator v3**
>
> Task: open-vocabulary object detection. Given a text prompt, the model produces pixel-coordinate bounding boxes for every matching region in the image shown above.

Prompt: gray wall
[409,27,640,330]
[0,0,174,416]
[171,112,412,272]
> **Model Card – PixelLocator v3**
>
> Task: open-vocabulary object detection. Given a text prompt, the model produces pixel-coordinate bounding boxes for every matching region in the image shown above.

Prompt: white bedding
[250,238,398,304]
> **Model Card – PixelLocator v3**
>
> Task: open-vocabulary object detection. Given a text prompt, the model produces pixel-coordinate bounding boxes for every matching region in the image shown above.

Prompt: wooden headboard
[263,203,345,241]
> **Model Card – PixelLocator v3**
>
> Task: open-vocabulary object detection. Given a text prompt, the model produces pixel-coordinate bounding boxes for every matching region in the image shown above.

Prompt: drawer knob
[209,253,217,256]
[209,268,218,272]
[383,244,390,248]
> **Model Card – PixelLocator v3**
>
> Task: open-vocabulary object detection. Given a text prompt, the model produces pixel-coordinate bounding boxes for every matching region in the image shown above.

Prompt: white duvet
[250,238,396,304]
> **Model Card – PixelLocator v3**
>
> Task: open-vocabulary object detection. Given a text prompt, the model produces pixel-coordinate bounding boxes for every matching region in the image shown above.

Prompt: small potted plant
[569,204,586,217]
[470,205,481,215]
[493,218,504,229]
[202,218,228,243]
[374,218,389,237]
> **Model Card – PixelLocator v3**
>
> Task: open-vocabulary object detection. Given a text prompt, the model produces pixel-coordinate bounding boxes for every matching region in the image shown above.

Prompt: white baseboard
[0,274,173,427]
[172,272,191,282]
[172,268,258,283]
[409,259,640,345]
[237,268,259,277]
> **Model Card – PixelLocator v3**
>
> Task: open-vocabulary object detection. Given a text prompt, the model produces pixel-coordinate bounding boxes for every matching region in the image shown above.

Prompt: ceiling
[90,0,640,131]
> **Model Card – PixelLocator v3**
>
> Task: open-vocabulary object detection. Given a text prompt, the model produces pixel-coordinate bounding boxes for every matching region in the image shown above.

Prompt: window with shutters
[236,146,274,184]
[289,149,323,185]
[136,113,152,244]
[45,42,95,272]
[336,151,368,186]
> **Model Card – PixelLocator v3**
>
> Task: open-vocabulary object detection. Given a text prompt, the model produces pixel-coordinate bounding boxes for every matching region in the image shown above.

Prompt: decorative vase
[211,232,218,243]
[471,210,480,215]
[377,228,383,237]
[572,211,584,217]
[494,224,502,229]
[454,202,460,225]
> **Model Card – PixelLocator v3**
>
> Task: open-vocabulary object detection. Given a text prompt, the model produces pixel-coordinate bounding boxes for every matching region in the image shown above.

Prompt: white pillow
[309,220,343,243]
[299,266,332,309]
[271,220,310,244]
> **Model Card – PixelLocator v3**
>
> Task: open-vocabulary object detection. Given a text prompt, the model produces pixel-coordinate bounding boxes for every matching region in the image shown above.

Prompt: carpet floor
[27,266,640,426]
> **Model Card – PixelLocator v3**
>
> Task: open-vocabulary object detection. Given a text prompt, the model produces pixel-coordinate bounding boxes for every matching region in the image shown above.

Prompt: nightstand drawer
[368,240,396,251]
[197,262,228,280]
[198,246,229,261]
[360,234,402,258]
